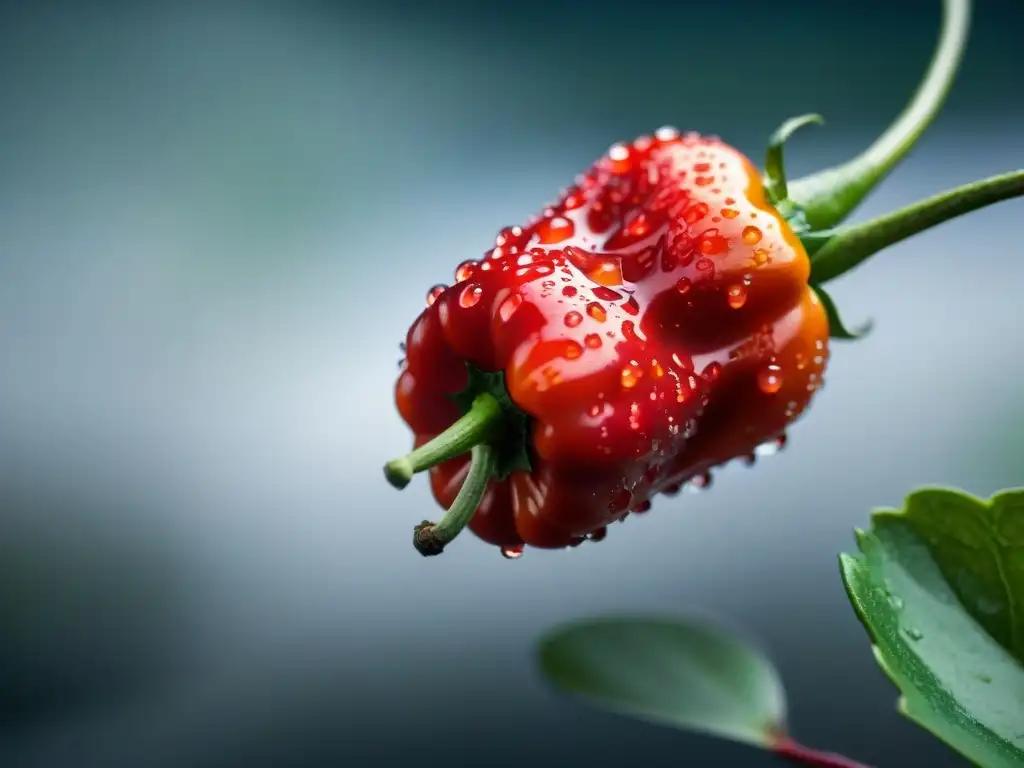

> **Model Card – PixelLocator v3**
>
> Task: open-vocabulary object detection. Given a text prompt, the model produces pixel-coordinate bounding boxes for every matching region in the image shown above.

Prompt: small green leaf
[537,616,786,748]
[840,487,1024,768]
[813,285,873,341]
[764,113,825,204]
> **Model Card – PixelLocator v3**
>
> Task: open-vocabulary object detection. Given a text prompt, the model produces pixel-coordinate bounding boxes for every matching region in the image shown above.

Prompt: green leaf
[763,113,825,204]
[812,285,872,341]
[537,616,786,748]
[840,487,1024,768]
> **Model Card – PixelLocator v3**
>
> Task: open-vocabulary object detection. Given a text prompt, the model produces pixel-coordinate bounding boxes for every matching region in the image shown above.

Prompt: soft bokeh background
[1,0,1021,766]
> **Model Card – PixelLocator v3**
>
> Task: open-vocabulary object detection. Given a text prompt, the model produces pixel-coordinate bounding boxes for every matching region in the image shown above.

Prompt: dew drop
[742,226,762,245]
[584,333,602,349]
[564,340,583,360]
[633,500,652,514]
[752,248,770,266]
[904,627,923,641]
[426,284,447,306]
[683,202,710,225]
[621,361,643,389]
[662,482,682,495]
[562,189,585,210]
[698,231,727,255]
[688,471,713,491]
[703,361,722,381]
[501,544,524,560]
[459,283,483,308]
[455,260,479,282]
[537,215,575,244]
[586,302,607,322]
[726,283,748,309]
[586,526,608,542]
[888,594,905,611]
[757,364,783,394]
[607,142,632,173]
[655,125,680,142]
[563,285,577,297]
[676,277,692,294]
[564,311,583,328]
[498,292,523,321]
[721,208,739,219]
[593,286,623,302]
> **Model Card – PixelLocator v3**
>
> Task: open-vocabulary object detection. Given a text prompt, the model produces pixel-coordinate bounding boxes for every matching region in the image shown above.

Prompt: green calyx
[758,0,1024,342]
[384,363,531,557]
[447,365,533,481]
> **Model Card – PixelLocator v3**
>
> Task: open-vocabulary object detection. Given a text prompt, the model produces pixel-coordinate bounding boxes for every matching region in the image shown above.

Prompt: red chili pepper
[384,0,1024,558]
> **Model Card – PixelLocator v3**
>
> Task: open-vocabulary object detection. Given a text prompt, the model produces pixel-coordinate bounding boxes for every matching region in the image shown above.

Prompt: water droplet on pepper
[655,125,679,142]
[537,215,575,244]
[592,286,623,301]
[621,361,643,389]
[607,142,632,173]
[498,292,523,321]
[459,284,483,308]
[726,283,748,309]
[757,364,783,394]
[698,230,727,255]
[501,545,524,560]
[455,260,479,282]
[426,284,446,306]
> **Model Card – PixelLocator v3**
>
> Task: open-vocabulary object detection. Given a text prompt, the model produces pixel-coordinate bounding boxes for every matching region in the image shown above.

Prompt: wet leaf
[840,487,1024,768]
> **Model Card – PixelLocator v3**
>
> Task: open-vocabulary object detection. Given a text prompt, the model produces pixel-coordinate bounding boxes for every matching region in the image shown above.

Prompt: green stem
[810,169,1024,285]
[384,393,502,489]
[787,0,971,230]
[413,444,496,557]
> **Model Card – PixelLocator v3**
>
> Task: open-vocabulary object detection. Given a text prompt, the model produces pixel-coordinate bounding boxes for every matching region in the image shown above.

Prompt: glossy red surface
[396,129,829,550]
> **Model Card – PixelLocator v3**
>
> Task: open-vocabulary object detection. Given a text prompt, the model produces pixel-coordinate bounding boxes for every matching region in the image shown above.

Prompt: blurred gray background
[1,0,1021,766]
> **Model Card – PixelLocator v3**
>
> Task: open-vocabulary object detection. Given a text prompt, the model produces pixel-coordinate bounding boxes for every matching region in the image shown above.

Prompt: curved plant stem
[810,169,1024,285]
[413,443,496,557]
[787,0,971,230]
[772,737,875,768]
[384,393,501,489]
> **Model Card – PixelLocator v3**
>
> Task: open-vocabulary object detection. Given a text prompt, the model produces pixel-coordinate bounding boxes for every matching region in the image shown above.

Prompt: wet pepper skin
[396,129,830,550]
